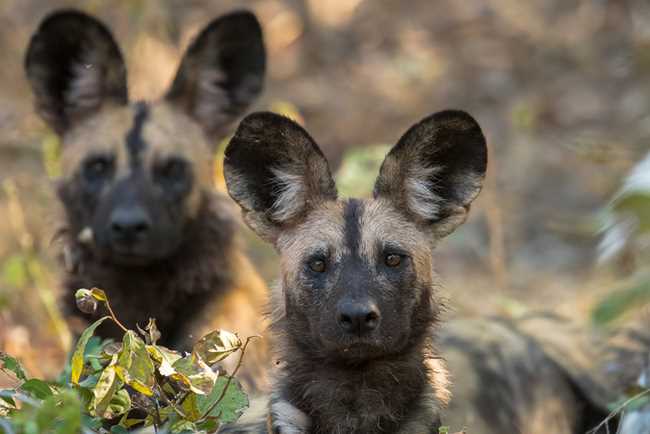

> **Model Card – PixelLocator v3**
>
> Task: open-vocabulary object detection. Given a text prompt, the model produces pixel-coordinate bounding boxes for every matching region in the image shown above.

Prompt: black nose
[109,206,151,243]
[336,299,381,334]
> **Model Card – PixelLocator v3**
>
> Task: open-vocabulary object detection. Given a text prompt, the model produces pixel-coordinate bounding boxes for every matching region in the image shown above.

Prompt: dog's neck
[60,191,237,345]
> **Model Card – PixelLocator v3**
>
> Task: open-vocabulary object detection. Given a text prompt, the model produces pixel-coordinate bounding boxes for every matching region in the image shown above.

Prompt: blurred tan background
[0,0,648,379]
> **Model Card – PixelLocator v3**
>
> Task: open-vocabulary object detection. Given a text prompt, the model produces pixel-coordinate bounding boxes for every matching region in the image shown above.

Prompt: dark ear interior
[24,9,128,135]
[224,112,337,241]
[166,10,266,138]
[374,110,487,233]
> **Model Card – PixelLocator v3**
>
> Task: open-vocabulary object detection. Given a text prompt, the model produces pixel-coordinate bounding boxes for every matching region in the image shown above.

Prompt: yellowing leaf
[172,353,218,395]
[193,329,242,364]
[115,331,155,396]
[71,316,111,385]
[180,393,202,422]
[89,287,108,302]
[146,345,182,368]
[92,363,119,418]
[144,318,161,345]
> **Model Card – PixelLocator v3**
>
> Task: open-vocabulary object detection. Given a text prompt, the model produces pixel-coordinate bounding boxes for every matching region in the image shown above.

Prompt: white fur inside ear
[66,54,104,114]
[195,68,231,131]
[405,163,444,220]
[270,166,306,222]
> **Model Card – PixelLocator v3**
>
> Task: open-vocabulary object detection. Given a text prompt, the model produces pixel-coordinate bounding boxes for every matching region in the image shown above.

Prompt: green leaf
[196,418,220,433]
[0,353,27,381]
[75,384,94,409]
[169,419,198,433]
[19,379,53,400]
[172,353,218,395]
[34,389,82,434]
[592,276,650,325]
[115,331,155,396]
[111,426,130,434]
[193,329,242,364]
[105,388,131,419]
[197,377,248,424]
[71,316,111,385]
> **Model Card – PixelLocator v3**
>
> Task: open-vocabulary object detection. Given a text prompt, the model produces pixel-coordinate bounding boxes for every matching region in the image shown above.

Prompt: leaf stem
[197,336,258,423]
[103,299,129,333]
[157,383,188,420]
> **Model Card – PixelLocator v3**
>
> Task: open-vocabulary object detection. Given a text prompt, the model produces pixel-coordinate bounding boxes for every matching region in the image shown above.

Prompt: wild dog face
[25,10,265,266]
[225,111,487,363]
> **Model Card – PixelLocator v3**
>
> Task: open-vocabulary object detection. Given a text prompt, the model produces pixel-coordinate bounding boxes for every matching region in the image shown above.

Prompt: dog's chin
[99,245,169,268]
[321,339,390,364]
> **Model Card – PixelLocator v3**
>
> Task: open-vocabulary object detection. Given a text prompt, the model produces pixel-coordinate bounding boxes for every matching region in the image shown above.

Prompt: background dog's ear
[224,112,337,242]
[374,110,487,237]
[24,10,128,135]
[166,10,266,138]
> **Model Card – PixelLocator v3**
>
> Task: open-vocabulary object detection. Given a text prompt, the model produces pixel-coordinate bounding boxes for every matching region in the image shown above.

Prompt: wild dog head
[224,111,487,363]
[25,9,265,266]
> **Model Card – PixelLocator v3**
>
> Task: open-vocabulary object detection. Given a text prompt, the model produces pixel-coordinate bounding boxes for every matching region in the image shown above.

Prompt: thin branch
[587,388,650,434]
[103,299,129,333]
[156,383,188,420]
[197,336,259,423]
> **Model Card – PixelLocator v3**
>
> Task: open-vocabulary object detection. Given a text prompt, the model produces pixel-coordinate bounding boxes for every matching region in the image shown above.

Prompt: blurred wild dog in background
[23,9,269,388]
[223,110,488,433]
[439,312,650,434]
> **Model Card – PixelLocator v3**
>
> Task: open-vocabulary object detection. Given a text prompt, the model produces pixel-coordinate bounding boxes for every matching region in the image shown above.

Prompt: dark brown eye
[159,158,187,180]
[83,155,114,182]
[385,254,402,267]
[309,259,326,273]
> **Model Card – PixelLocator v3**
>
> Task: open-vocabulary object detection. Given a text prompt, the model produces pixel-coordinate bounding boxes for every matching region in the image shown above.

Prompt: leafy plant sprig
[0,287,255,433]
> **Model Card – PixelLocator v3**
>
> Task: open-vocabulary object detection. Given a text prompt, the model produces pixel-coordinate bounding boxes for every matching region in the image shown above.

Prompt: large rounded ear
[374,110,487,237]
[166,10,266,138]
[224,112,337,242]
[24,10,128,135]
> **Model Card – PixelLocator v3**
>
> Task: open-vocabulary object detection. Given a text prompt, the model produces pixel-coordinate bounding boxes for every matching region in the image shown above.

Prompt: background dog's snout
[109,206,151,243]
[336,299,381,334]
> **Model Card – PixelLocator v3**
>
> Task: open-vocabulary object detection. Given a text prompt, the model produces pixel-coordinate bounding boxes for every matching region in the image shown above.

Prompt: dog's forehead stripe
[343,199,363,256]
[125,101,150,168]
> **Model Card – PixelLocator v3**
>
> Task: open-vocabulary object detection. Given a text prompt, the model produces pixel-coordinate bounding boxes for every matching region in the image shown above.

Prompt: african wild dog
[440,313,650,434]
[223,110,488,433]
[24,9,269,385]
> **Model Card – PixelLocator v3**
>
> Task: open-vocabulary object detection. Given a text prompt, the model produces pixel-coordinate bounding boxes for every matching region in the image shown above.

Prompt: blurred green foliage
[335,145,390,198]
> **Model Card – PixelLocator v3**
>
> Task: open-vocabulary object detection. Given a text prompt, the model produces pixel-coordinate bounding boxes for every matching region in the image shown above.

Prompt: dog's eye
[385,253,402,267]
[155,158,192,196]
[308,259,326,273]
[83,155,114,182]
[158,158,187,181]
